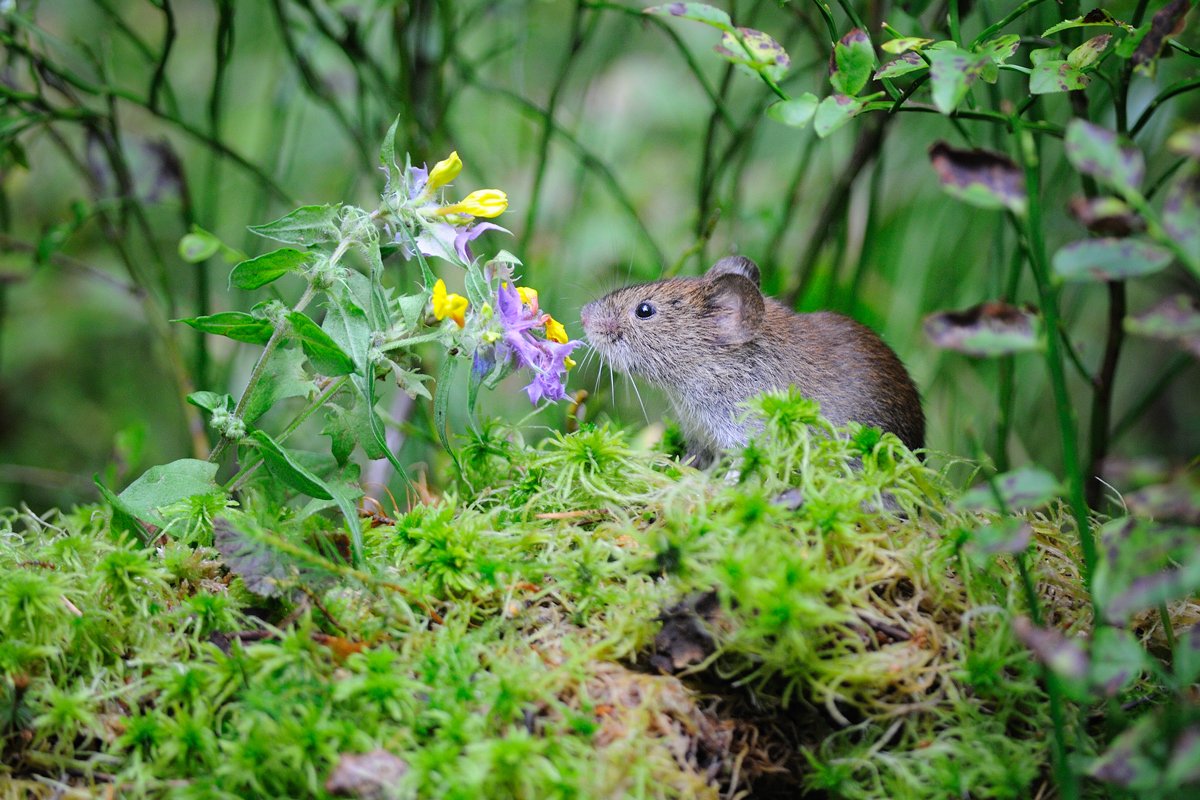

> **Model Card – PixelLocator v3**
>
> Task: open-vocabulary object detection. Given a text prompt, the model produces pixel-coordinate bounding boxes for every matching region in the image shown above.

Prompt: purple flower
[495,282,581,405]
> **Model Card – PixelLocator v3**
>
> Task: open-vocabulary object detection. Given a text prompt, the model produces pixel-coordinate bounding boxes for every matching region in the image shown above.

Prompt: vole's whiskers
[628,375,650,424]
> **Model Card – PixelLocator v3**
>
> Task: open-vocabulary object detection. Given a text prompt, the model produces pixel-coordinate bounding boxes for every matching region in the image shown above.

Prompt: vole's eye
[634,302,656,319]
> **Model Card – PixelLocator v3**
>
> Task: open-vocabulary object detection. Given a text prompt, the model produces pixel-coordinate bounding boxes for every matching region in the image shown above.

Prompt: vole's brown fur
[580,256,924,465]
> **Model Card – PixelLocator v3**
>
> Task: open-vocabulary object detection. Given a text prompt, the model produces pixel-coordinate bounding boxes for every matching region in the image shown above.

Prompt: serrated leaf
[230,248,310,290]
[117,459,222,527]
[875,52,927,80]
[1030,60,1090,94]
[249,430,333,500]
[249,204,342,246]
[187,391,232,413]
[1052,238,1173,282]
[287,311,356,376]
[643,2,732,31]
[1065,120,1145,192]
[831,28,876,97]
[1043,9,1134,37]
[765,94,819,128]
[179,230,221,264]
[928,142,1027,214]
[959,466,1062,512]
[881,36,932,54]
[243,347,312,424]
[1090,627,1146,696]
[813,94,864,138]
[714,27,790,82]
[927,48,990,114]
[177,312,274,345]
[924,302,1042,356]
[1068,34,1112,69]
[1163,170,1200,271]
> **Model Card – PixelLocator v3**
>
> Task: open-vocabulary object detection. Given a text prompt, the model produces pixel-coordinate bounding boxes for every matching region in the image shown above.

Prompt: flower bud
[427,151,462,191]
[436,189,508,219]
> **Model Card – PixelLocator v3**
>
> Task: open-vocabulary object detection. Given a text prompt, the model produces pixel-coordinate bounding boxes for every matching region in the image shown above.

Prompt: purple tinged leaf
[1163,170,1200,272]
[715,27,791,81]
[1068,33,1112,69]
[1164,726,1200,787]
[924,301,1042,356]
[958,466,1062,512]
[1132,0,1190,76]
[1052,237,1174,282]
[969,519,1033,556]
[1086,715,1160,788]
[927,48,991,114]
[928,142,1027,214]
[830,28,876,97]
[875,52,926,80]
[1124,294,1200,342]
[1104,556,1200,624]
[1029,60,1090,94]
[1067,195,1145,236]
[813,94,864,138]
[1012,616,1089,681]
[1065,120,1145,192]
[1090,626,1146,697]
[1167,126,1200,159]
[1173,625,1200,686]
[643,3,733,31]
[325,749,409,797]
[1125,471,1200,525]
[880,36,933,54]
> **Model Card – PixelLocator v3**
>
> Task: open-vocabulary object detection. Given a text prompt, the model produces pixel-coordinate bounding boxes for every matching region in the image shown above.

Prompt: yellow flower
[516,286,538,307]
[564,355,577,371]
[544,315,568,344]
[432,279,469,328]
[436,189,508,219]
[427,151,462,191]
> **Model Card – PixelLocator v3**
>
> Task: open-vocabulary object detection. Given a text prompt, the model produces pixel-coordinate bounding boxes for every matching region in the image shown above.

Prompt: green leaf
[1086,715,1161,789]
[356,366,410,482]
[249,430,333,500]
[230,248,311,290]
[1167,126,1200,159]
[875,52,927,80]
[643,3,732,31]
[958,466,1062,512]
[967,518,1033,557]
[1052,238,1173,282]
[881,36,933,54]
[177,312,274,345]
[1043,10,1134,37]
[1029,46,1063,66]
[380,115,400,171]
[813,94,864,138]
[1068,34,1112,69]
[1163,170,1200,272]
[435,356,459,462]
[714,27,790,82]
[1090,627,1146,696]
[320,295,372,373]
[830,28,875,97]
[287,311,357,376]
[178,229,221,263]
[1104,556,1200,624]
[249,205,342,246]
[242,347,312,424]
[94,476,152,544]
[187,391,232,413]
[927,48,990,115]
[1029,60,1090,94]
[765,94,819,128]
[1012,617,1090,684]
[1064,120,1145,193]
[322,402,358,467]
[974,33,1020,64]
[117,459,222,527]
[923,302,1043,356]
[1173,625,1200,686]
[928,142,1027,215]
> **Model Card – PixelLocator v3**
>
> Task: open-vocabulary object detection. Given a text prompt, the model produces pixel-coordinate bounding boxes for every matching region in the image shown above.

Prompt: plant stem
[1015,128,1097,594]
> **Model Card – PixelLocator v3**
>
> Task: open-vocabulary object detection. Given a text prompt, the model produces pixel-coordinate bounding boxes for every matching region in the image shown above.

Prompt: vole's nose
[580,301,597,331]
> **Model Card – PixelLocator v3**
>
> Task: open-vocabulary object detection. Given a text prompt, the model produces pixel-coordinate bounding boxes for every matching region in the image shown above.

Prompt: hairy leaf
[230,248,310,290]
[178,312,274,345]
[249,204,342,246]
[287,311,357,376]
[249,430,333,500]
[242,347,312,424]
[118,459,222,527]
[186,391,233,414]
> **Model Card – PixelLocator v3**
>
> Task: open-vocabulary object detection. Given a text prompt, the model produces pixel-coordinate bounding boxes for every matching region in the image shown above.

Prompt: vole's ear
[706,256,760,288]
[708,273,765,346]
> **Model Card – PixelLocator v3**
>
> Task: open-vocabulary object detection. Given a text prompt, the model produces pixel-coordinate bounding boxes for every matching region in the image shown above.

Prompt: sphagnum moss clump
[2,399,1196,798]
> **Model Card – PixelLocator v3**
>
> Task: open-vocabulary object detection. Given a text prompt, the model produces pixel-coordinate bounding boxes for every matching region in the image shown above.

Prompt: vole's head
[580,256,766,385]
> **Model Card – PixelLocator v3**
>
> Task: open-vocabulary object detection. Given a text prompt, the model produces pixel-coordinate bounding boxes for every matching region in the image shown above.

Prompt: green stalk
[1015,129,1097,593]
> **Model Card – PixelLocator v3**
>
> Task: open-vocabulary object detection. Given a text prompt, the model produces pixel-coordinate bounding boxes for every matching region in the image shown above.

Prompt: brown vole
[580,256,924,465]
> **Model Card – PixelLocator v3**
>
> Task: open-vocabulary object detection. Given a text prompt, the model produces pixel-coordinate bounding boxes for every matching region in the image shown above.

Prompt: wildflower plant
[100,119,583,563]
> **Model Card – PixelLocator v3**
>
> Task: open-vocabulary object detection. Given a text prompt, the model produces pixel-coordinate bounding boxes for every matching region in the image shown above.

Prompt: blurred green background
[1,0,1197,509]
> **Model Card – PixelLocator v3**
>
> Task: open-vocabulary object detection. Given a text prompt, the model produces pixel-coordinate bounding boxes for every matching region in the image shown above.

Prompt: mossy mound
[1,392,1192,798]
